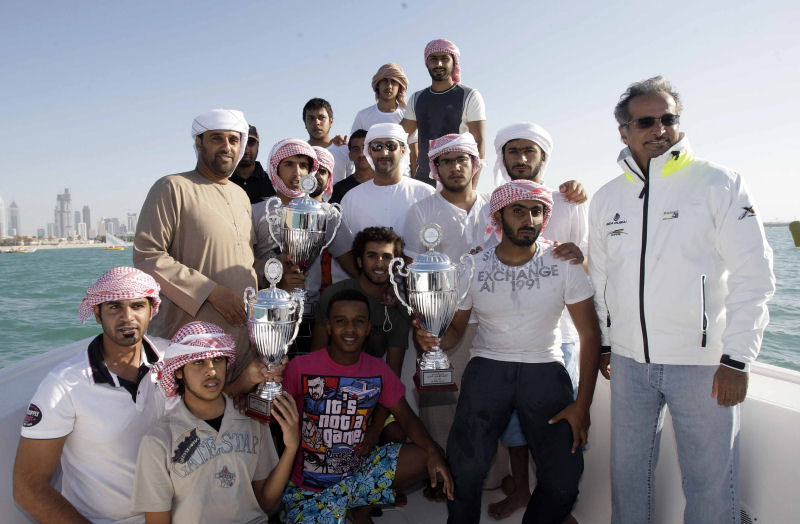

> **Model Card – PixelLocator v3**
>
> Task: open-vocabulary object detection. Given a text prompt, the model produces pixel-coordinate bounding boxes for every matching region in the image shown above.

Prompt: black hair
[327,289,371,320]
[348,129,368,147]
[302,98,333,122]
[351,227,404,271]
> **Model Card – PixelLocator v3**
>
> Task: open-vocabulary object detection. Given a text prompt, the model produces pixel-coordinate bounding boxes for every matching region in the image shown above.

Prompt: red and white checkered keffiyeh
[152,321,237,397]
[78,267,161,323]
[427,133,481,181]
[486,180,553,241]
[268,138,319,199]
[425,39,461,82]
[312,146,335,200]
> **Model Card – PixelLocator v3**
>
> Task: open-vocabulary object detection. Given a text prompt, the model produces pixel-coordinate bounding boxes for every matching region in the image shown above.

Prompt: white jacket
[588,136,775,368]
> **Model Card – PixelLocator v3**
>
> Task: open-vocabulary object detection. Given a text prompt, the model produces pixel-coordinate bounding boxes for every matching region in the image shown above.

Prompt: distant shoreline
[1,244,130,252]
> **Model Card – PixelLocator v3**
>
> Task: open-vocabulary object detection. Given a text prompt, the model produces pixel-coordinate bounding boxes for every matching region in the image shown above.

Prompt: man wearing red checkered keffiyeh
[268,138,319,202]
[133,320,300,522]
[400,38,486,185]
[413,180,602,523]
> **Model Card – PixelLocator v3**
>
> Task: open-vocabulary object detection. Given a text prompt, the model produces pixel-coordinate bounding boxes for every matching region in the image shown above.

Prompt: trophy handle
[287,294,305,347]
[457,253,475,308]
[265,197,283,248]
[243,286,256,310]
[389,257,413,314]
[320,203,343,252]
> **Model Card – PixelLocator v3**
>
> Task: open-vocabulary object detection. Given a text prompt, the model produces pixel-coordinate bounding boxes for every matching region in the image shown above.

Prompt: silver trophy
[243,258,304,422]
[389,224,475,391]
[266,173,343,313]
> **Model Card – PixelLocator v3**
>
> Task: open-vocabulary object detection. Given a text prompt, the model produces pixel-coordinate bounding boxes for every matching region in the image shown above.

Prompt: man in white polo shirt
[13,267,276,524]
[13,267,166,524]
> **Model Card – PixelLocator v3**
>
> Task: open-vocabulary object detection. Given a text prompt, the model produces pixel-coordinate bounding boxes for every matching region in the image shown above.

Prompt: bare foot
[349,506,374,524]
[423,484,446,502]
[488,488,531,520]
[499,474,515,496]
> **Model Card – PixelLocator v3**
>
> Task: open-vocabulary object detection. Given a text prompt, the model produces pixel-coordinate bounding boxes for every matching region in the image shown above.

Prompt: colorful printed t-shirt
[283,348,405,491]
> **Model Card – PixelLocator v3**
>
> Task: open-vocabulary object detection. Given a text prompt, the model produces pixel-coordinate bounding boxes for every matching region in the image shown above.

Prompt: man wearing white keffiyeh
[135,108,258,382]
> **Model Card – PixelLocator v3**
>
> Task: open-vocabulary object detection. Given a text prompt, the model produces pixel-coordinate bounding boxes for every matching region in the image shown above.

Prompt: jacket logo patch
[23,404,42,427]
[172,429,200,464]
[608,229,627,237]
[738,206,756,220]
[215,466,236,488]
[662,210,679,220]
[606,212,627,226]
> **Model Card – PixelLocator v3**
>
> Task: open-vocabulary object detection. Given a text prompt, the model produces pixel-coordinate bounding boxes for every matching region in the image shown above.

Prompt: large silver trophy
[243,259,304,422]
[266,174,342,314]
[389,224,475,391]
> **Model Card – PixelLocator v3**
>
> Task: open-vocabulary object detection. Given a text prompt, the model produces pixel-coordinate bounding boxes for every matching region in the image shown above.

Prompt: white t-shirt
[462,244,594,364]
[483,191,589,343]
[21,336,167,524]
[351,103,418,144]
[403,191,491,260]
[333,178,434,283]
[327,143,353,185]
[341,177,435,236]
[132,395,277,524]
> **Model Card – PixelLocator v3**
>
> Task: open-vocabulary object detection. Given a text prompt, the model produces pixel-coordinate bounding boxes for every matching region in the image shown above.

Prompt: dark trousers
[446,358,582,524]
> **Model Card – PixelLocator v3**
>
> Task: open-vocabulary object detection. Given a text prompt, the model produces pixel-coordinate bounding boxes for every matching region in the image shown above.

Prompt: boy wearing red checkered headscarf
[413,181,603,523]
[132,322,299,522]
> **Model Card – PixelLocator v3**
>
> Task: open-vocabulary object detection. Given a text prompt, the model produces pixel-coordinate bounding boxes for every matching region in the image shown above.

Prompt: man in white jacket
[589,76,775,523]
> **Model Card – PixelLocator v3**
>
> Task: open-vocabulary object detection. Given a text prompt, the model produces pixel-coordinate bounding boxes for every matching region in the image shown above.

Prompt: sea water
[0,227,797,370]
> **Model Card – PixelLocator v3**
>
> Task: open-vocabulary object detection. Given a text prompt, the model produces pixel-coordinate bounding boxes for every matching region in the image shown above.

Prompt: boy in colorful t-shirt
[281,289,453,523]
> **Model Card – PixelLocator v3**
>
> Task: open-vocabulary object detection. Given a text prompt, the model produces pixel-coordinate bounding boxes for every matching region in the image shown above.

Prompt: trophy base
[414,366,458,392]
[245,392,275,423]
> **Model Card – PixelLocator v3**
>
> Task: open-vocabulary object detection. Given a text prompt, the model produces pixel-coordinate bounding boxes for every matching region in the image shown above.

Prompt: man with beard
[401,39,486,186]
[330,130,373,205]
[590,76,774,523]
[489,122,589,519]
[229,125,276,203]
[340,123,434,236]
[415,181,601,523]
[134,109,257,381]
[303,98,352,185]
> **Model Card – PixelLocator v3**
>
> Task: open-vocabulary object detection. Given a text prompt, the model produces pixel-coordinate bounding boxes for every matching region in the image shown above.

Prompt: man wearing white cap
[340,123,434,237]
[135,109,257,381]
[401,38,486,186]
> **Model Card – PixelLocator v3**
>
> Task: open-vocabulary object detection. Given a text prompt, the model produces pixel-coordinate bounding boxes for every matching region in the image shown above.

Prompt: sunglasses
[369,141,401,152]
[626,113,680,129]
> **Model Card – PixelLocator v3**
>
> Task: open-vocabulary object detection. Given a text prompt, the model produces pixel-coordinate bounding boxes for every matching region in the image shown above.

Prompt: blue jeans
[501,343,577,447]
[610,354,740,524]
[446,357,581,524]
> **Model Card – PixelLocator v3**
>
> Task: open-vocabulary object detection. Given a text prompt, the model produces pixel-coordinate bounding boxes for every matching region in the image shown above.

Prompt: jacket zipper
[700,274,708,347]
[635,160,651,363]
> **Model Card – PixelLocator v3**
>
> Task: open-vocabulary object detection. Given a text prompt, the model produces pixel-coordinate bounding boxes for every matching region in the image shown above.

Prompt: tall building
[37,228,46,238]
[127,212,138,233]
[96,219,106,237]
[54,188,73,238]
[74,211,81,230]
[0,195,5,239]
[82,205,91,228]
[46,223,54,238]
[77,222,87,239]
[9,201,20,237]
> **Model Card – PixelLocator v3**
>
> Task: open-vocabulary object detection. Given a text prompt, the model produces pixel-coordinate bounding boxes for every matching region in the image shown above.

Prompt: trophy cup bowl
[389,224,474,392]
[266,174,342,315]
[243,259,304,422]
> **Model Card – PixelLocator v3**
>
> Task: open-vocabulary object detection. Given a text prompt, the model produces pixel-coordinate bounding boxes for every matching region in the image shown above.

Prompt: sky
[1,0,798,236]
